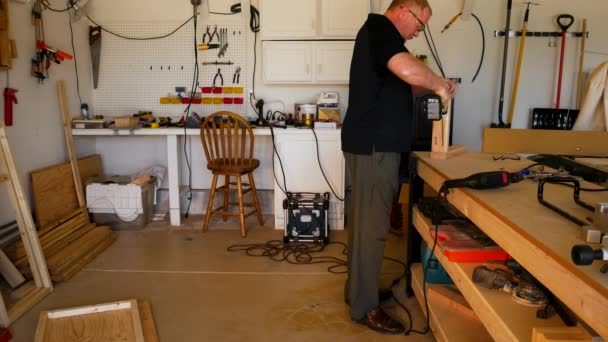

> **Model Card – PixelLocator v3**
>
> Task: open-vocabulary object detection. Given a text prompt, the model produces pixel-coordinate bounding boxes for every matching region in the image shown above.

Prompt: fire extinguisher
[4,88,18,126]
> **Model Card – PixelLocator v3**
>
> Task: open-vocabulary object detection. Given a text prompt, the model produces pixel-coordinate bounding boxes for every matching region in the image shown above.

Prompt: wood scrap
[0,248,24,288]
[51,233,116,282]
[8,281,36,302]
[139,301,159,342]
[427,285,480,322]
[46,226,111,271]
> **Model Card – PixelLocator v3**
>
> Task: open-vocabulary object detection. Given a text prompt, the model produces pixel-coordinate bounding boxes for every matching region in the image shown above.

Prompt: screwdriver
[197,44,220,51]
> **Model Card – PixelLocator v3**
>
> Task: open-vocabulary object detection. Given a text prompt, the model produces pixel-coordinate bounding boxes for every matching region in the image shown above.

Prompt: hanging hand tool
[492,0,512,128]
[232,66,241,84]
[197,43,220,51]
[3,88,17,127]
[202,25,218,44]
[218,28,229,58]
[202,60,233,65]
[89,26,101,89]
[576,18,587,109]
[213,68,223,87]
[507,2,539,127]
[555,14,574,110]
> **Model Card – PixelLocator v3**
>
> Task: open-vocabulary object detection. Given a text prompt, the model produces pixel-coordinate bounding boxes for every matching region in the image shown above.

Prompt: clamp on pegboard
[494,30,590,38]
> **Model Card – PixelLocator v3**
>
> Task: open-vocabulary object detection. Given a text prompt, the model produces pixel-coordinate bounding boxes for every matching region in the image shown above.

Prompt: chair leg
[203,174,219,232]
[236,175,246,238]
[248,172,264,226]
[223,175,230,221]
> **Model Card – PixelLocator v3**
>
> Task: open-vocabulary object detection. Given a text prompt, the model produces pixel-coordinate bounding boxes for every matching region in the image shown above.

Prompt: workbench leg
[167,135,181,226]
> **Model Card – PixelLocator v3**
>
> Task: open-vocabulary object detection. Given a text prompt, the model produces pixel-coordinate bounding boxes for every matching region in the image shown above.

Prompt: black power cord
[440,13,486,83]
[67,4,82,107]
[85,14,197,40]
[310,128,344,202]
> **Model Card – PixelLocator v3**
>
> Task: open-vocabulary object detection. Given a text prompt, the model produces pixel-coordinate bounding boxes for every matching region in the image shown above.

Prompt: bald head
[387,0,432,15]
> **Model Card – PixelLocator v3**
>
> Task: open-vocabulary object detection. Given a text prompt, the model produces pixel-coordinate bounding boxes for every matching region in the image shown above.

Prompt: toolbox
[283,192,330,243]
[430,220,510,262]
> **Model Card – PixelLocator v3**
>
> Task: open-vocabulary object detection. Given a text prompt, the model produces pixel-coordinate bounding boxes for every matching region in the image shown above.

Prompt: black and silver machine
[283,192,330,243]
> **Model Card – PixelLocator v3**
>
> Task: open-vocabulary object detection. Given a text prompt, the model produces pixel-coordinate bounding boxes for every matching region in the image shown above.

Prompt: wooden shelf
[410,263,492,342]
[412,207,566,341]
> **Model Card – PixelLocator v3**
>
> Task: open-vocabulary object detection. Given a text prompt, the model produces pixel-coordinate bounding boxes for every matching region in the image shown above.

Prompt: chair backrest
[200,111,255,168]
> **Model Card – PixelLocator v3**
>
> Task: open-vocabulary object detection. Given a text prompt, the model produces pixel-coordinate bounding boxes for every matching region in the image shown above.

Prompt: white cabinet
[273,130,345,230]
[320,0,369,38]
[263,41,354,84]
[260,0,317,39]
[260,0,369,40]
[262,42,313,83]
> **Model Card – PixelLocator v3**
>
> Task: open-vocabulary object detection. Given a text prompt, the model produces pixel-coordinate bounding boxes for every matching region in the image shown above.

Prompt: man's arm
[387,52,456,100]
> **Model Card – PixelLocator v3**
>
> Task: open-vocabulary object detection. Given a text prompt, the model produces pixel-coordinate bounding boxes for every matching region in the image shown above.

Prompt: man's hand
[435,78,458,112]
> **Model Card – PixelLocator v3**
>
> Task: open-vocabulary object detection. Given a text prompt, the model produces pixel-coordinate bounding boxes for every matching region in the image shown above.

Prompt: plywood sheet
[30,155,102,229]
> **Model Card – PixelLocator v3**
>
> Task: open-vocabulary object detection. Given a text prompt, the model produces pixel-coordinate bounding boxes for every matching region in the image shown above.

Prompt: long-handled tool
[576,18,587,109]
[89,26,101,89]
[555,14,574,110]
[507,2,538,127]
[492,0,512,128]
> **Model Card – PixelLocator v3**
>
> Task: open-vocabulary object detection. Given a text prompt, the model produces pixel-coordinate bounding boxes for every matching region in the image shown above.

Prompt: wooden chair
[200,111,264,237]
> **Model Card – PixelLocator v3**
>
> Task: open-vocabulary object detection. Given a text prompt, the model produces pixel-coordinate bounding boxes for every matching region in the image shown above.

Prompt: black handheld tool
[440,171,523,194]
[416,93,445,121]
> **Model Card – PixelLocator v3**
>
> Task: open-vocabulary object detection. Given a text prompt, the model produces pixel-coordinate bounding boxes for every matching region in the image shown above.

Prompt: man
[342,0,457,335]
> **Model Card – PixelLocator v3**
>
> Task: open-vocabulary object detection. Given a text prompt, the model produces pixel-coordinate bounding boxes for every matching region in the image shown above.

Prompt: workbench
[407,152,607,341]
[72,128,345,229]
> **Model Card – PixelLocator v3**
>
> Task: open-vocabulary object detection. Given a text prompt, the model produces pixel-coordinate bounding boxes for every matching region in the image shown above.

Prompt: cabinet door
[314,41,355,83]
[320,0,369,38]
[260,0,317,39]
[273,131,345,230]
[263,42,313,83]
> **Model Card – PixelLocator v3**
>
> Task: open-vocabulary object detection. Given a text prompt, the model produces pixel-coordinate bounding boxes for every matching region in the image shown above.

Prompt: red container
[181,98,191,104]
[212,87,223,94]
[201,87,212,94]
[192,98,202,104]
[223,98,233,104]
[234,97,244,104]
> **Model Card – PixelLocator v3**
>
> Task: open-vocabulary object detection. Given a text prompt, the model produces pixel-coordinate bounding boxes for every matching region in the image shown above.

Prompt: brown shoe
[356,307,405,335]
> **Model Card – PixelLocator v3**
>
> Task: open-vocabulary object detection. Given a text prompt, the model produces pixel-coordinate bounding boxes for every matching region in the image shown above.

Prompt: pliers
[213,68,224,86]
[202,25,219,44]
[232,66,241,84]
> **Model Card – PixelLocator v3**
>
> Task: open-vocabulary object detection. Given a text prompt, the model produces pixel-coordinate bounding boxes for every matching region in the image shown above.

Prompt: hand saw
[89,26,101,89]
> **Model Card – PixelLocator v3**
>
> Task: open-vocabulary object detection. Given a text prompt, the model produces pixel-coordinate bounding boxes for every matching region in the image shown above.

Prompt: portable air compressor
[283,192,330,243]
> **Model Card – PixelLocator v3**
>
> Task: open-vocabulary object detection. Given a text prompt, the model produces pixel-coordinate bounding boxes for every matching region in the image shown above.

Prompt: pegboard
[92,21,248,119]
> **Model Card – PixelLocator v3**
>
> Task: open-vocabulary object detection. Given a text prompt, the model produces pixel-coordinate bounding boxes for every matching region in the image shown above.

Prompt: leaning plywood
[30,155,102,229]
[35,300,146,342]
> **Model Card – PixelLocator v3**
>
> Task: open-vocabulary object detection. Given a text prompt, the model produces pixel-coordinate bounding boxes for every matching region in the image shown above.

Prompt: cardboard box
[114,116,139,129]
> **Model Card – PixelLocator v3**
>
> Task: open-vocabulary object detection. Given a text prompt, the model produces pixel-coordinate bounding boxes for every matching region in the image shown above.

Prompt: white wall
[1,0,606,223]
[399,0,607,150]
[0,0,94,224]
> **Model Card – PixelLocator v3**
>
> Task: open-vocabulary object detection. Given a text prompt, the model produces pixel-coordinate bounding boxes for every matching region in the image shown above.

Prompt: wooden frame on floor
[34,300,154,342]
[0,122,52,327]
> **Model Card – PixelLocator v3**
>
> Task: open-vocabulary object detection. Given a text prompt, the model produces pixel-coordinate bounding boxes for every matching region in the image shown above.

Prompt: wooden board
[410,263,492,342]
[35,300,145,342]
[482,128,608,156]
[139,301,159,342]
[30,155,102,229]
[46,226,111,271]
[0,0,11,69]
[414,152,608,339]
[51,233,116,282]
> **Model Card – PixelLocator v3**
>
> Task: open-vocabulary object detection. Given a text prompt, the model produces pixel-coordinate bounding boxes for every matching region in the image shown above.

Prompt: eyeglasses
[408,9,426,32]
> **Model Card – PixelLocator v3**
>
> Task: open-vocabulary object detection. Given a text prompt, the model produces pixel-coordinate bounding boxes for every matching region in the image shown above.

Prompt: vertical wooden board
[139,301,159,342]
[30,155,102,229]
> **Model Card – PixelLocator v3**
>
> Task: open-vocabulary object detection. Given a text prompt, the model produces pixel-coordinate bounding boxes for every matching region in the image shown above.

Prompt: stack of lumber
[4,155,116,282]
[5,208,116,282]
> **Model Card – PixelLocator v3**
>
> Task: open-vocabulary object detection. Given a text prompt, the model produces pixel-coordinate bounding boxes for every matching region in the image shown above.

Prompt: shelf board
[410,263,492,342]
[412,207,566,341]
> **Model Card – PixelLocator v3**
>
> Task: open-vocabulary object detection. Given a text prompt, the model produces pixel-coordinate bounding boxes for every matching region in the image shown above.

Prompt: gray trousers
[344,150,400,320]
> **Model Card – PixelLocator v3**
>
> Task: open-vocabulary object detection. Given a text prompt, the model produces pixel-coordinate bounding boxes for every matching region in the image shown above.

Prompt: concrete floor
[9,215,434,341]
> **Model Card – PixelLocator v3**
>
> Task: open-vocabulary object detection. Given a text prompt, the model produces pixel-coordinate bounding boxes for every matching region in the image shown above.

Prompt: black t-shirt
[342,13,414,154]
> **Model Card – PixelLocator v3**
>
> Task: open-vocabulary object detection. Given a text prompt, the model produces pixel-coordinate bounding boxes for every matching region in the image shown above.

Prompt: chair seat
[207,158,260,174]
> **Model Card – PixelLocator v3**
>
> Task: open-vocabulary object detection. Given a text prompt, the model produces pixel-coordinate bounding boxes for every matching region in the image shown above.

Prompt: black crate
[283,192,330,243]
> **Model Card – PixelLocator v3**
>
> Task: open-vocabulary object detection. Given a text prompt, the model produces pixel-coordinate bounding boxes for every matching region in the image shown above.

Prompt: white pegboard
[92,21,248,119]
